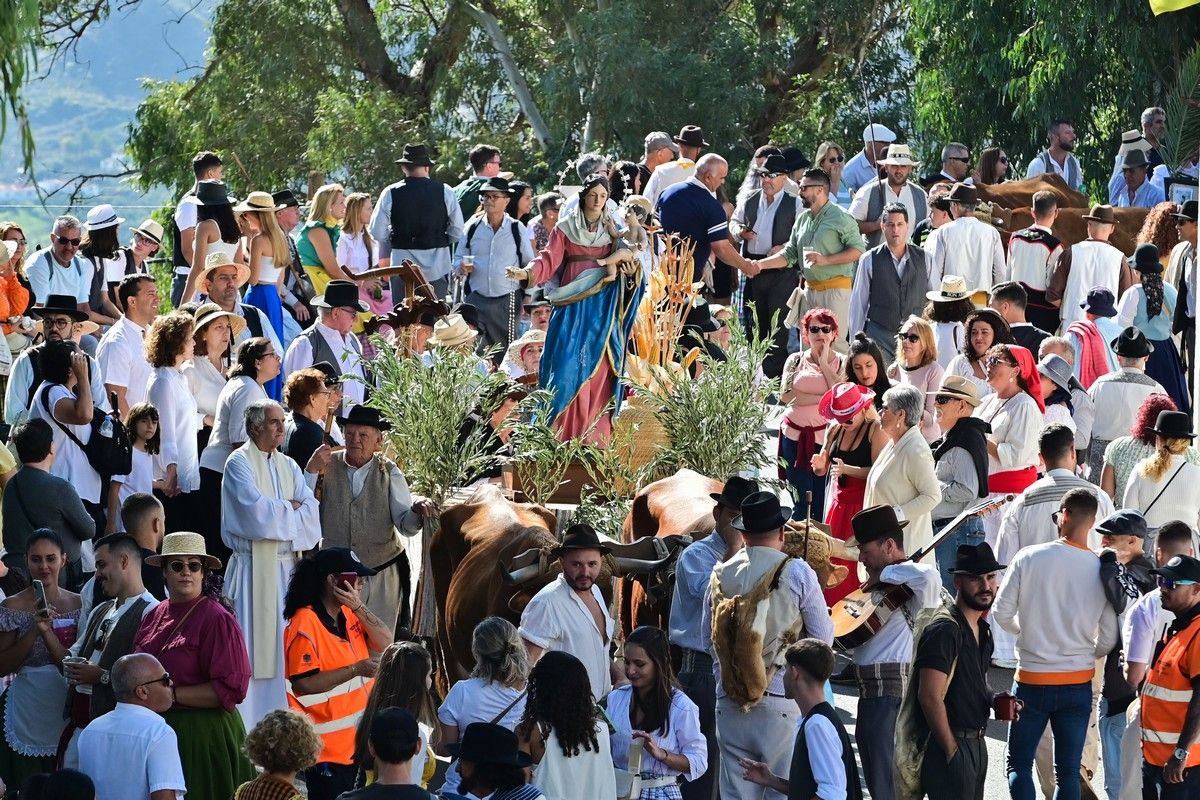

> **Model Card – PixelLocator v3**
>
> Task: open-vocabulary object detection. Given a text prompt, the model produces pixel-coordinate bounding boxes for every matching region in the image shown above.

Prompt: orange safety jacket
[1142,610,1200,768]
[285,605,374,765]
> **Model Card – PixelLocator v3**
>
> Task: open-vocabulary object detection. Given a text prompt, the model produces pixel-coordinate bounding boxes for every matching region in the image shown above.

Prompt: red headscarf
[1007,344,1045,412]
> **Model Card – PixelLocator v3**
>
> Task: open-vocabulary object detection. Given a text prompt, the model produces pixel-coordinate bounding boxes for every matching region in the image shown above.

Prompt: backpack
[40,385,133,479]
[893,600,957,800]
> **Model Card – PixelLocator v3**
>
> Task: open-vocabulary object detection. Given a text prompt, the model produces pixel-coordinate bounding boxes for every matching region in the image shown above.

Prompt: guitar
[829,494,1013,649]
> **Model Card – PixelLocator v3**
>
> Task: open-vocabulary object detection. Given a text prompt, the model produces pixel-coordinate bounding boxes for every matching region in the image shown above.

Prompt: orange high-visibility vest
[285,605,373,765]
[1142,612,1200,767]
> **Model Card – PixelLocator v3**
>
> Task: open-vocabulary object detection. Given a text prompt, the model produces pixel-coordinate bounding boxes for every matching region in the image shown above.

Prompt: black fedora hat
[709,475,760,510]
[781,146,811,173]
[550,522,612,557]
[946,182,978,204]
[523,288,551,311]
[396,143,435,167]
[272,189,301,209]
[673,125,709,148]
[951,542,1006,575]
[31,294,88,322]
[447,722,533,768]
[336,404,392,432]
[311,361,343,386]
[477,176,515,195]
[312,280,369,312]
[1173,199,1199,223]
[732,491,791,534]
[755,153,789,176]
[453,302,481,329]
[851,504,908,545]
[1149,409,1196,440]
[683,300,721,333]
[1110,326,1154,358]
[1129,242,1163,274]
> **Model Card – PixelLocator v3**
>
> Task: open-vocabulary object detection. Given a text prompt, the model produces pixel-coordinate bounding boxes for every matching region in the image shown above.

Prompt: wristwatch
[99,670,110,685]
[1174,747,1189,762]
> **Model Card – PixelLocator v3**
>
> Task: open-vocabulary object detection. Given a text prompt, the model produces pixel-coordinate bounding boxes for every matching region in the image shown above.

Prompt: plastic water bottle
[99,415,113,438]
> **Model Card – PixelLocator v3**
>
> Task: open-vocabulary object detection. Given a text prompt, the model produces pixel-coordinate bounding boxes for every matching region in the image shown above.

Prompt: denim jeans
[1007,681,1093,800]
[933,514,987,594]
[1099,698,1127,800]
[780,437,825,521]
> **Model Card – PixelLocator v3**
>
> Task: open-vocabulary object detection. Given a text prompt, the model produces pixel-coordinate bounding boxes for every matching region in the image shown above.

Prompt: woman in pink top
[888,315,944,443]
[778,307,843,520]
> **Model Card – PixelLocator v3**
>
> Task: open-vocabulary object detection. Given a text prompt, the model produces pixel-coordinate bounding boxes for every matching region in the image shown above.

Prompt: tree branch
[41,165,139,207]
[332,0,409,94]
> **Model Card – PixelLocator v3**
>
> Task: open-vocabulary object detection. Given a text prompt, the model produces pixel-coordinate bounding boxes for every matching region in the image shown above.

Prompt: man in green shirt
[752,168,863,353]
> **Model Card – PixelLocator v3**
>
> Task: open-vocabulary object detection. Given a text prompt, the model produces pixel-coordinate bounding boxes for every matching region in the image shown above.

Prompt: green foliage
[508,389,585,507]
[0,0,38,173]
[907,0,1200,196]
[1164,43,1200,173]
[365,339,509,504]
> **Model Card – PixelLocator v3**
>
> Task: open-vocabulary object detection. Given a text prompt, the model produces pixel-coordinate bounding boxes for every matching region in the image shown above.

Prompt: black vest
[240,305,264,338]
[865,243,929,339]
[389,178,450,250]
[72,596,153,719]
[789,701,863,800]
[169,192,196,271]
[738,190,798,257]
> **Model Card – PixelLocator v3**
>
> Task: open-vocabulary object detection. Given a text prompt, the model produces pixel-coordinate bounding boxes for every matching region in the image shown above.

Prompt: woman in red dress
[812,382,889,605]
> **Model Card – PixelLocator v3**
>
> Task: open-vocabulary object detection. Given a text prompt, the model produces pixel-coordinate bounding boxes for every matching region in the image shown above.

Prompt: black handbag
[40,386,133,478]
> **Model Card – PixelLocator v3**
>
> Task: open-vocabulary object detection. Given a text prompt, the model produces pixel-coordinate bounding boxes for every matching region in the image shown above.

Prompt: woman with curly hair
[945,308,1015,399]
[843,332,890,410]
[145,312,200,531]
[235,709,322,800]
[355,641,438,788]
[1123,409,1200,534]
[1101,394,1193,502]
[517,650,616,800]
[1118,243,1190,414]
[437,617,529,796]
[606,627,707,800]
[1136,201,1181,274]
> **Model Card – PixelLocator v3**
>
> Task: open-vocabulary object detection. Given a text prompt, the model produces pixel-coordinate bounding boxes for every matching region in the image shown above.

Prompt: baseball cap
[644,131,679,156]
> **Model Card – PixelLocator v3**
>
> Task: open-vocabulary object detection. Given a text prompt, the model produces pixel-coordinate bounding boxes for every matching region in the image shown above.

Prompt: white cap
[862,123,897,144]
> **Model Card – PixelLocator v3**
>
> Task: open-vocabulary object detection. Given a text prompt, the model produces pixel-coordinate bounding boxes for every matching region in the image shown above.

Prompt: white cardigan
[864,425,942,561]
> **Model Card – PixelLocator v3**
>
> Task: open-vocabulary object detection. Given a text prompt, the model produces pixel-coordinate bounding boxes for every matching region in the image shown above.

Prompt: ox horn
[499,547,555,585]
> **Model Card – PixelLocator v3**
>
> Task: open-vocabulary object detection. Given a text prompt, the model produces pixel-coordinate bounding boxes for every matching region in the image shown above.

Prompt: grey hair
[1039,336,1076,365]
[695,153,728,178]
[53,215,81,233]
[883,384,924,428]
[940,142,968,161]
[1142,106,1166,126]
[245,399,281,438]
[469,616,529,686]
[575,152,609,181]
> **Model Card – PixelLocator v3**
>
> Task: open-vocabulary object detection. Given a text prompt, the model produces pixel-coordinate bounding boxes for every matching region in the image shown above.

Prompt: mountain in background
[0,0,213,239]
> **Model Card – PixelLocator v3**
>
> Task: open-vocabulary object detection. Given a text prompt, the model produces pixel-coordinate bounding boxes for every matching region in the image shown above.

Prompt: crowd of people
[0,106,1196,800]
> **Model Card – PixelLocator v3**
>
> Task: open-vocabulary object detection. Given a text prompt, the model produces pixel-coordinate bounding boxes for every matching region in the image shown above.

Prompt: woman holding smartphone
[0,530,81,787]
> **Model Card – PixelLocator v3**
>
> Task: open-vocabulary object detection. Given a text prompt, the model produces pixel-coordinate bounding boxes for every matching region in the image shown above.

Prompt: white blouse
[606,686,707,784]
[182,356,229,424]
[933,321,964,370]
[199,375,266,473]
[946,354,994,399]
[1123,454,1200,532]
[146,366,200,492]
[335,230,375,274]
[975,391,1041,473]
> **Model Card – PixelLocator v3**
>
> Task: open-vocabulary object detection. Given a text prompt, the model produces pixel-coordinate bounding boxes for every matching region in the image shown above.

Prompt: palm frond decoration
[1163,42,1200,173]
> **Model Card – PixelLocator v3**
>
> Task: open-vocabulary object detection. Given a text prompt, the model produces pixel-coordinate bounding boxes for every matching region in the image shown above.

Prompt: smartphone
[338,572,359,589]
[32,579,48,611]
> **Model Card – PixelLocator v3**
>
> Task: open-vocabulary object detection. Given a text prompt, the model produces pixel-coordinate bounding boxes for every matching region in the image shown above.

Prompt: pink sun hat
[818,382,875,423]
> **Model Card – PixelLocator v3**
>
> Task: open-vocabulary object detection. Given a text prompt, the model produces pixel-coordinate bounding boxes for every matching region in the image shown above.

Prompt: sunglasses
[807,325,833,334]
[168,560,204,574]
[998,157,1009,164]
[949,156,971,163]
[826,155,845,163]
[53,234,81,247]
[934,395,959,405]
[136,673,173,690]
[984,356,1015,369]
[1158,576,1198,590]
[899,333,922,343]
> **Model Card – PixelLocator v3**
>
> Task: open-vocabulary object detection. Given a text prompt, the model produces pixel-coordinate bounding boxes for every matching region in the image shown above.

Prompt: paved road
[829,664,1108,800]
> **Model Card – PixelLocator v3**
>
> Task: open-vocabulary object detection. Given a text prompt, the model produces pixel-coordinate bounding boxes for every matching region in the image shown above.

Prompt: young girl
[354,641,438,788]
[106,402,164,534]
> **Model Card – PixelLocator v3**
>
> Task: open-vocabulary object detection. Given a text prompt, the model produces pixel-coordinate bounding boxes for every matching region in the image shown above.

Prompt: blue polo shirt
[656,178,729,279]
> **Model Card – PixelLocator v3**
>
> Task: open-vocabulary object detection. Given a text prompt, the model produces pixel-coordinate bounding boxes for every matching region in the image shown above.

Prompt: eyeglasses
[998,157,1010,164]
[168,560,204,574]
[132,233,156,247]
[1051,510,1066,526]
[488,158,503,165]
[258,351,280,360]
[43,317,73,330]
[136,673,173,690]
[807,325,833,334]
[899,333,922,343]
[52,234,81,247]
[984,356,1015,370]
[1158,576,1198,590]
[825,155,845,164]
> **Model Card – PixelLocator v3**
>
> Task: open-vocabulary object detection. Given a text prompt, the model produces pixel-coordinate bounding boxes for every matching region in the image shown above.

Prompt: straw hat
[428,314,478,348]
[146,531,222,570]
[505,328,545,364]
[130,219,164,246]
[193,301,248,338]
[72,320,100,338]
[198,250,251,289]
[926,275,975,302]
[879,144,920,167]
[233,191,286,214]
[85,204,124,231]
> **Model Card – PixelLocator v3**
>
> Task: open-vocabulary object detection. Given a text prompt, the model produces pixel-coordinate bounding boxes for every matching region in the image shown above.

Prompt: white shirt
[743,191,787,256]
[520,573,615,700]
[302,456,423,534]
[1025,150,1084,191]
[113,447,156,506]
[70,589,160,698]
[974,391,1041,473]
[933,215,1007,294]
[199,375,266,473]
[1087,368,1166,442]
[96,317,151,409]
[173,196,200,275]
[852,562,943,665]
[182,356,229,424]
[368,180,465,281]
[146,366,200,493]
[800,713,849,800]
[437,677,528,795]
[945,355,993,399]
[78,702,186,800]
[25,249,91,304]
[283,323,367,410]
[644,158,697,203]
[1123,454,1200,532]
[335,230,376,273]
[1123,589,1170,667]
[30,383,102,503]
[606,686,707,781]
[849,181,923,227]
[993,469,1114,565]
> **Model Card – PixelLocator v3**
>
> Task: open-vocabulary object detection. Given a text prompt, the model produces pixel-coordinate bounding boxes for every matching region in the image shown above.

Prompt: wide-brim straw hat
[428,313,478,348]
[193,301,248,338]
[199,251,251,289]
[72,320,100,338]
[146,531,222,570]
[927,275,975,302]
[879,143,920,167]
[233,191,286,214]
[505,328,545,364]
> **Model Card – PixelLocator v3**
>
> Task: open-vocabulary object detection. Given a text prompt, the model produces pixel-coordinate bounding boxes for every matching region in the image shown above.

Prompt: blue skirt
[1146,337,1190,416]
[244,284,284,401]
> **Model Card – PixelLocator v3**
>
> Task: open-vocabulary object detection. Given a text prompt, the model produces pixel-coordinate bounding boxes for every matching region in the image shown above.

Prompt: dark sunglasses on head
[53,234,81,247]
[807,325,833,334]
[168,560,204,574]
[899,333,922,343]
[136,673,173,689]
